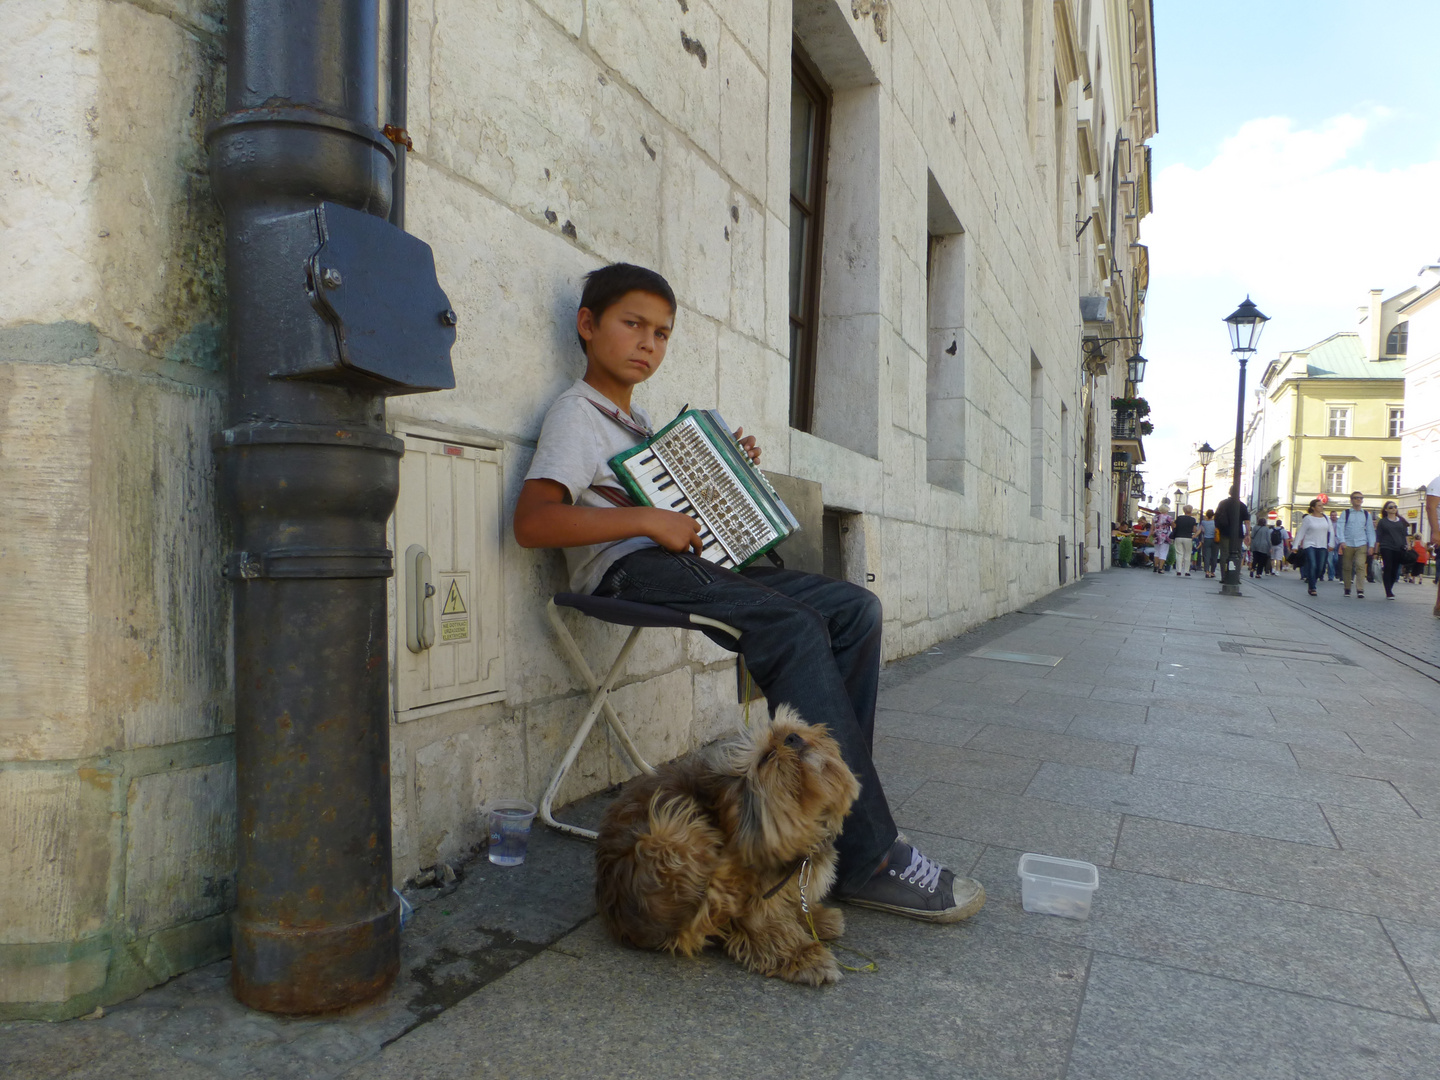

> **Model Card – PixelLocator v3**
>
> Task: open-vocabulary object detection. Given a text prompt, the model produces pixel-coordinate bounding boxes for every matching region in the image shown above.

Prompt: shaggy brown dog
[594,706,861,986]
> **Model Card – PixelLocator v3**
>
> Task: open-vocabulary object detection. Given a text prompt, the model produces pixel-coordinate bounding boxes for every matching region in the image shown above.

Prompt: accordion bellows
[609,409,800,569]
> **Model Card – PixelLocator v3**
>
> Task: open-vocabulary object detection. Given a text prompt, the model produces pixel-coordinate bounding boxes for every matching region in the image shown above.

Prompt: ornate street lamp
[1126,354,1148,385]
[1196,441,1215,516]
[1219,298,1270,595]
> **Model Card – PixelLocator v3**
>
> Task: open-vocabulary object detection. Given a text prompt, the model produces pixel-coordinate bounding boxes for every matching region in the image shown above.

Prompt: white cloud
[1144,112,1440,308]
[1135,113,1440,491]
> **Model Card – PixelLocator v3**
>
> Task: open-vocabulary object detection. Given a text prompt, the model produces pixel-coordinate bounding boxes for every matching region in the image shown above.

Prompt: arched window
[1387,321,1409,357]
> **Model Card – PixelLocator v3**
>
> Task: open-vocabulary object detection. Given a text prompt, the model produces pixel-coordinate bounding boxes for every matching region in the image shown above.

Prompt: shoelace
[897,847,943,893]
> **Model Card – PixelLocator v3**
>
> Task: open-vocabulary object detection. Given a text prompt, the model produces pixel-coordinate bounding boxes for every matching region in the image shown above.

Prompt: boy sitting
[513,263,984,922]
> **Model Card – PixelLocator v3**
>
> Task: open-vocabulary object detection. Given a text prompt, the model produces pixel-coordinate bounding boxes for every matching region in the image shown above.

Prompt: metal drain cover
[1218,641,1357,666]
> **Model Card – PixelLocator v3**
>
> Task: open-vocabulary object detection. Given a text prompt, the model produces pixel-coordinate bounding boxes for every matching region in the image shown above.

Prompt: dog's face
[716,705,860,866]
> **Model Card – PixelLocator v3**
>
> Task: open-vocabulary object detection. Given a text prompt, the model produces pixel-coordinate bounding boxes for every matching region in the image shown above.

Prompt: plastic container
[1018,853,1099,920]
[487,799,538,866]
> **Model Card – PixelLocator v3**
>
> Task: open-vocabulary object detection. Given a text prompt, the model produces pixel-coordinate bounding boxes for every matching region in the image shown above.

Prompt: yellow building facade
[1252,332,1405,530]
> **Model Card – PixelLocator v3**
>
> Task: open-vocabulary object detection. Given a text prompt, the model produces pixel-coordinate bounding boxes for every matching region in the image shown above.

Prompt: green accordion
[608,409,800,569]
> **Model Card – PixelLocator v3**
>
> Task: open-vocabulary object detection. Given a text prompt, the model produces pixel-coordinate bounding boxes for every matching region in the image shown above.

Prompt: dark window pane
[790,86,814,202]
[788,204,808,319]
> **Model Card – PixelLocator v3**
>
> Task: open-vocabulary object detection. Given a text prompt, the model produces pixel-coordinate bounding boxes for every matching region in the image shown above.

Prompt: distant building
[1251,290,1409,528]
[1397,261,1440,535]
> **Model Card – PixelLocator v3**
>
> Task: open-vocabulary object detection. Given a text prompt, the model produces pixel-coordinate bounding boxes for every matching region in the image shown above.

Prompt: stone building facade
[1,0,1156,1018]
[1397,262,1440,532]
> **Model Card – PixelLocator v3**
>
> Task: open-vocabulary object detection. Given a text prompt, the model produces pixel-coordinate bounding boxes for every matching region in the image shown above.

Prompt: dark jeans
[1301,547,1327,590]
[1251,550,1270,575]
[1202,537,1218,573]
[1380,548,1403,595]
[594,547,894,897]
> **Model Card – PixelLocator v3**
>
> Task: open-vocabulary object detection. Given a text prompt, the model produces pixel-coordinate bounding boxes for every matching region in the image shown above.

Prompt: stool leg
[546,601,655,776]
[540,623,646,840]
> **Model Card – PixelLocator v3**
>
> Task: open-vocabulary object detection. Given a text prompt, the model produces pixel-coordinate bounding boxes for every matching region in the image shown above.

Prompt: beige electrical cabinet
[393,429,505,719]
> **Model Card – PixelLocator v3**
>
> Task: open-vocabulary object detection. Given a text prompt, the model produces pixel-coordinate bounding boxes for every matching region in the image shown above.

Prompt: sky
[1135,0,1440,497]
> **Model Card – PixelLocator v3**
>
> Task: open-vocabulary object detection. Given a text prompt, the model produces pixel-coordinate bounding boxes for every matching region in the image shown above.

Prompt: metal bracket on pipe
[224,547,394,580]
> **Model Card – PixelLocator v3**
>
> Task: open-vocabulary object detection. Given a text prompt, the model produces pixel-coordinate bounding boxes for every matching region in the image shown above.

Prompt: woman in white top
[1293,499,1334,597]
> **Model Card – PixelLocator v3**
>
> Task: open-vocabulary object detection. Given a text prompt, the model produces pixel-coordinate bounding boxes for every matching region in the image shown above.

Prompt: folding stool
[541,592,741,839]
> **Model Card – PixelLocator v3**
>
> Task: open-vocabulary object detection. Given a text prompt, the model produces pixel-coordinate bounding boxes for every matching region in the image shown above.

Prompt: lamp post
[1220,298,1270,596]
[1126,354,1148,387]
[1196,441,1215,516]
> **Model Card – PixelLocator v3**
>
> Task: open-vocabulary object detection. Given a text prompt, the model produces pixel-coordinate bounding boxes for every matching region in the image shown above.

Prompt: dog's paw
[809,905,844,941]
[777,942,842,987]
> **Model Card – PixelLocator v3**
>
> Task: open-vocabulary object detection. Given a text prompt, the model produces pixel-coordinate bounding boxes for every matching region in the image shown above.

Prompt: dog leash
[797,860,878,974]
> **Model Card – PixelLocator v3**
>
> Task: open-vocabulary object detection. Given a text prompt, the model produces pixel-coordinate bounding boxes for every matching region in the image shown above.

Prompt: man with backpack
[1336,491,1377,598]
[1268,521,1287,573]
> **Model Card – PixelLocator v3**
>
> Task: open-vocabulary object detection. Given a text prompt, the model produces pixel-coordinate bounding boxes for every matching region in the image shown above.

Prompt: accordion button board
[610,410,800,569]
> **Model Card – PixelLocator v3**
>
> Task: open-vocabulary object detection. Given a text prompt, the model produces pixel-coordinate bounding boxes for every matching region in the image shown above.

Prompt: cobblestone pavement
[1244,562,1440,676]
[5,567,1439,1079]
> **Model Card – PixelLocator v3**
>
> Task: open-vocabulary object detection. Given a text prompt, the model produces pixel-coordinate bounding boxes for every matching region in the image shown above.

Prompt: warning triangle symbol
[441,580,467,615]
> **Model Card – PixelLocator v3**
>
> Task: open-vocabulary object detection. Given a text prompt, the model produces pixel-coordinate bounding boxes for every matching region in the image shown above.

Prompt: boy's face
[577,290,675,390]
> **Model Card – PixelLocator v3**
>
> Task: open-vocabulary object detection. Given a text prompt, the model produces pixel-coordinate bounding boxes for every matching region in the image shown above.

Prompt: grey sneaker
[845,841,985,923]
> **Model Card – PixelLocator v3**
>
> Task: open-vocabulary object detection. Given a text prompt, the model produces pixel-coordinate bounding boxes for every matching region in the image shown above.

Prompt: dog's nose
[783,732,805,752]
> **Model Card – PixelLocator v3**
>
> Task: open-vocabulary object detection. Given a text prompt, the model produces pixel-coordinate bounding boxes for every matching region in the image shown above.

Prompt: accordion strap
[585,396,652,440]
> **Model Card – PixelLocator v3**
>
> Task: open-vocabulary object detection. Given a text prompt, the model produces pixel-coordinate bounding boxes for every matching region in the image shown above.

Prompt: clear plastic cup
[487,799,538,866]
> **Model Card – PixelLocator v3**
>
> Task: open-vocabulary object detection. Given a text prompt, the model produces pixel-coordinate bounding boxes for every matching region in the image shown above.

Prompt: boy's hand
[644,508,704,556]
[733,427,761,465]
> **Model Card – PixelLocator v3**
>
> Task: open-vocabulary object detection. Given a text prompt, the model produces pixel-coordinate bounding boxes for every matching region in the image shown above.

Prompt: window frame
[1387,321,1409,357]
[1385,462,1402,497]
[1327,406,1352,438]
[787,40,830,433]
[1324,461,1347,495]
[1389,406,1404,439]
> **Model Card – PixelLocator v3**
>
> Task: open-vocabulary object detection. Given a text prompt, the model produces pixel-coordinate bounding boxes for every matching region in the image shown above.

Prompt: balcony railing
[1112,414,1139,440]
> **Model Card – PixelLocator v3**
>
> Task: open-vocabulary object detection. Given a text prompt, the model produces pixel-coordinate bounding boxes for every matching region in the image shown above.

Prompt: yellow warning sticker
[442,579,467,615]
[437,574,470,643]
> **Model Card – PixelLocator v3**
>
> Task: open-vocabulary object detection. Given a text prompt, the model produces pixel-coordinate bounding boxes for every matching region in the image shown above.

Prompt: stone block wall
[384,0,1096,879]
[1,0,231,1019]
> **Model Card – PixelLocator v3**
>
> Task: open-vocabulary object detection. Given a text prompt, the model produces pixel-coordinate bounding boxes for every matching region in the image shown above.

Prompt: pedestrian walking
[1152,507,1174,574]
[1200,509,1219,577]
[1412,536,1430,584]
[1294,499,1334,597]
[1268,520,1286,574]
[1172,505,1197,577]
[1335,491,1376,599]
[1326,511,1342,581]
[1213,486,1250,577]
[1375,501,1409,599]
[1427,475,1440,617]
[1249,511,1272,577]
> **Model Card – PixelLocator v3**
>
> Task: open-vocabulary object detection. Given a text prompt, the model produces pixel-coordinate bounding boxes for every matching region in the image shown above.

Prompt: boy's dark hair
[577,263,676,353]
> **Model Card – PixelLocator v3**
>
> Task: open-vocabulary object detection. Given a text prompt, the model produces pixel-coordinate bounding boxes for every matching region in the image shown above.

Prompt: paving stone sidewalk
[1245,563,1440,675]
[5,567,1439,1079]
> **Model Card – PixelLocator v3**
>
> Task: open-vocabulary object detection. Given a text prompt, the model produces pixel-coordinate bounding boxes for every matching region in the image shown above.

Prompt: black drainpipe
[207,0,453,1013]
[386,0,408,230]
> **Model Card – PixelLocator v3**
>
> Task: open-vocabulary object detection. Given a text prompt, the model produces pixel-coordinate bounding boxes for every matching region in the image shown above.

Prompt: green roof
[1295,332,1405,380]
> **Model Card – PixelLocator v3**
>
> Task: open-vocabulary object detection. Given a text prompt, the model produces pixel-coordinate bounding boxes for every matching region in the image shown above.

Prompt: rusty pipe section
[208,0,449,1014]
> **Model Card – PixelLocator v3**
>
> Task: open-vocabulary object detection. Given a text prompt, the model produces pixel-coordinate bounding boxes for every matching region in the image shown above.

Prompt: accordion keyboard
[626,417,777,568]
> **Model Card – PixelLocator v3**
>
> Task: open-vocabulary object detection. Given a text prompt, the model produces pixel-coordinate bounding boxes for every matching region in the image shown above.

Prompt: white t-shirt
[524,379,658,594]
